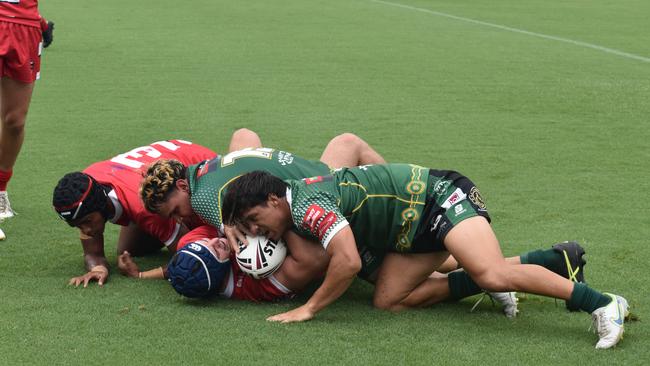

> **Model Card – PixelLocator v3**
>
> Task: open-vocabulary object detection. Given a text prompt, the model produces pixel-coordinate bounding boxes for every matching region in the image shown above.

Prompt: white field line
[370,0,650,63]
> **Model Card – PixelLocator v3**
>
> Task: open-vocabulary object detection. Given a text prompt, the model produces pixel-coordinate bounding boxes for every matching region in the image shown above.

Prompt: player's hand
[117,251,140,278]
[267,305,315,323]
[68,266,109,288]
[224,225,247,254]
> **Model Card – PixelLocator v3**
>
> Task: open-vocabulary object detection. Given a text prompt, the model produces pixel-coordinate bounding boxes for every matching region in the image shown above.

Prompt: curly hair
[140,159,187,213]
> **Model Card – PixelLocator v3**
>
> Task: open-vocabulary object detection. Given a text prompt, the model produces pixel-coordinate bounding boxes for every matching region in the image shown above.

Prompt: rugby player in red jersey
[0,0,53,218]
[117,133,388,301]
[119,225,327,302]
[52,129,262,287]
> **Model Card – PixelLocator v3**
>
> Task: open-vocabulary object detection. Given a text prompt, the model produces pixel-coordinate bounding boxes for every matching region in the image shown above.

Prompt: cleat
[592,294,629,349]
[43,21,55,48]
[552,241,586,283]
[552,241,587,311]
[0,191,15,220]
[472,291,519,318]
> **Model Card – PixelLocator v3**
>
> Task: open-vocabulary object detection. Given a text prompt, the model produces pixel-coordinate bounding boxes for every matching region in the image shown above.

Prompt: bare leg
[320,133,386,168]
[373,251,450,311]
[436,253,521,273]
[0,77,33,171]
[444,216,573,299]
[228,128,262,152]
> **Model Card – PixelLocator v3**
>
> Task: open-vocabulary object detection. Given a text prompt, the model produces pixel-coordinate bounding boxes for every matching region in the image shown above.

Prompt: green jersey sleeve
[288,179,349,249]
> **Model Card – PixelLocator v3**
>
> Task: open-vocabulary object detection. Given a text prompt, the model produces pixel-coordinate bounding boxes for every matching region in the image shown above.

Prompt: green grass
[1,0,648,364]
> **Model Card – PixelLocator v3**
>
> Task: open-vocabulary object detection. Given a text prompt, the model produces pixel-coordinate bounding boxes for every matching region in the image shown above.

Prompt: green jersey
[188,148,330,230]
[289,164,431,254]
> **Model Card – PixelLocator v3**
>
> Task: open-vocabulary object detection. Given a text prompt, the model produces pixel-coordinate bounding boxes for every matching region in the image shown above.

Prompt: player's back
[187,148,329,229]
[334,163,431,252]
[84,139,216,226]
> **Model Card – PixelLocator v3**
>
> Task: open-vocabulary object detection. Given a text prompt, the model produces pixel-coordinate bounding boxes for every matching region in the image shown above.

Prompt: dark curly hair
[140,159,187,213]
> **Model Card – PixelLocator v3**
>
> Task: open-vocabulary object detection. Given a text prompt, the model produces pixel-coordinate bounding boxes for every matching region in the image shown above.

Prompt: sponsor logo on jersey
[433,179,451,195]
[469,186,487,210]
[196,159,218,178]
[303,204,325,232]
[454,203,466,216]
[304,176,324,185]
[317,212,338,241]
[442,188,467,209]
[277,151,294,166]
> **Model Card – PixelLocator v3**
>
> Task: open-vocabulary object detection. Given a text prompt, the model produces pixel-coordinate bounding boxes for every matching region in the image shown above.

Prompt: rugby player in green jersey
[222,166,629,349]
[142,138,588,319]
[133,133,388,292]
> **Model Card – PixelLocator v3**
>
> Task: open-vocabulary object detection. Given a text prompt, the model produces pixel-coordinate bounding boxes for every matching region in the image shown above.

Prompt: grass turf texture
[1,0,648,363]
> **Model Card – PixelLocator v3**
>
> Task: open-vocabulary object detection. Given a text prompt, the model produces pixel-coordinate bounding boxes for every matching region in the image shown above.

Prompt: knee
[1,111,27,134]
[373,295,399,311]
[372,288,404,312]
[331,133,363,148]
[471,269,512,292]
[233,127,255,137]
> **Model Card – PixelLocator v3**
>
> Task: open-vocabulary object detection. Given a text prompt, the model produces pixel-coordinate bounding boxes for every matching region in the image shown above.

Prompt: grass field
[1,0,648,364]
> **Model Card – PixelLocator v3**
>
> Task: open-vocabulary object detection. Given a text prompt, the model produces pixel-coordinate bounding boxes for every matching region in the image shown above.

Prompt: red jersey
[178,225,293,302]
[83,140,216,246]
[0,0,41,28]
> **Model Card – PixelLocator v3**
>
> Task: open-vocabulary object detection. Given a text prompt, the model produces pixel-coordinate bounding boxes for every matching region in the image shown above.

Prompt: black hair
[222,171,288,226]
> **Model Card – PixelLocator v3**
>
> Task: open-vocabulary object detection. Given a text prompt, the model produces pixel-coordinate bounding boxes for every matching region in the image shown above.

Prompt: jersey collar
[107,189,123,224]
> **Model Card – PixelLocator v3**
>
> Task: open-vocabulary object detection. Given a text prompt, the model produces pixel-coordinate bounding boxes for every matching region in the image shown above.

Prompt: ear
[176,179,189,193]
[268,194,280,207]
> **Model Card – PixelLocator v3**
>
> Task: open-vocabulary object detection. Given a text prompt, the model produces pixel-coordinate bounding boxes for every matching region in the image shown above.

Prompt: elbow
[341,254,362,277]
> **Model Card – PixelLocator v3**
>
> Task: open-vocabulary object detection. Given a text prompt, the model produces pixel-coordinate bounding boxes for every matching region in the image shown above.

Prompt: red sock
[0,170,13,191]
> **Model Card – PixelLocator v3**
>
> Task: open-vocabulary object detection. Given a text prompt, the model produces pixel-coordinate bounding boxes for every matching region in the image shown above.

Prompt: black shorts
[410,170,491,252]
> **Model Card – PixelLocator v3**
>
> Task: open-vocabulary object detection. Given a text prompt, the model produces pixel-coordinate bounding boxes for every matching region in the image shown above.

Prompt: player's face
[157,185,193,223]
[240,196,291,241]
[202,237,231,262]
[72,211,106,238]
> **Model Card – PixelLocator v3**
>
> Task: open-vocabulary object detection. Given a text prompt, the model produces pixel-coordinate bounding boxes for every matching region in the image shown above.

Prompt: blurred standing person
[0,0,50,218]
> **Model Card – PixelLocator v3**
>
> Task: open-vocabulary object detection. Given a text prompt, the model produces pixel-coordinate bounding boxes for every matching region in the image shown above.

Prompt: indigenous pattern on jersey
[0,0,41,28]
[178,225,292,302]
[187,148,329,230]
[84,140,216,246]
[289,164,490,262]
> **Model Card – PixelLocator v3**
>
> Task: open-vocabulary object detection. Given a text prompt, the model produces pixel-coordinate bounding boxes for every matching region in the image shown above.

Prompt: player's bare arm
[267,227,360,323]
[270,231,329,292]
[68,233,110,287]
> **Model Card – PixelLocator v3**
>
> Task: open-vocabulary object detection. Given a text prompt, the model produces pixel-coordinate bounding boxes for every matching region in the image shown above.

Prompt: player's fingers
[266,314,284,322]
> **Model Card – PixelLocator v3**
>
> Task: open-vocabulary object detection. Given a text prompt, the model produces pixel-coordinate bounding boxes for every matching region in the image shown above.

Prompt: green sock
[567,282,612,313]
[519,249,559,268]
[448,271,482,300]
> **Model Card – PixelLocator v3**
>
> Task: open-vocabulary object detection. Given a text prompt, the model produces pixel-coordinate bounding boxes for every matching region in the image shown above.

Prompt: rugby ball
[236,235,287,279]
